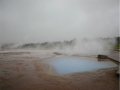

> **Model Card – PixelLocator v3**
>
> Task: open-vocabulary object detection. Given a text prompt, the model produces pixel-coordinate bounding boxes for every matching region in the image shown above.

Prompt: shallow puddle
[46,57,117,75]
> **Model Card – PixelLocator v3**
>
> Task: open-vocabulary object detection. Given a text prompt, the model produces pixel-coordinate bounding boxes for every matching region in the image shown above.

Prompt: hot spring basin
[46,57,117,75]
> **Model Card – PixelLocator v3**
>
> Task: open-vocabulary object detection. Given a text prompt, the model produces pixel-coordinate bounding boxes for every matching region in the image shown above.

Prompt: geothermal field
[0,38,119,90]
[0,0,119,90]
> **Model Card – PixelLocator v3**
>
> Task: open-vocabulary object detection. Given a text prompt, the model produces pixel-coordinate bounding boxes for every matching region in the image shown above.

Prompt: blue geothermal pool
[46,57,117,75]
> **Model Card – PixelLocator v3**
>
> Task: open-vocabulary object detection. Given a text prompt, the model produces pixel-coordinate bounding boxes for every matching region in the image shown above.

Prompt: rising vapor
[0,0,119,55]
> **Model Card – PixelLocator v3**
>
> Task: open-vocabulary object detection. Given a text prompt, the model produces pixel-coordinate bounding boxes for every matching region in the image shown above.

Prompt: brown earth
[0,52,119,90]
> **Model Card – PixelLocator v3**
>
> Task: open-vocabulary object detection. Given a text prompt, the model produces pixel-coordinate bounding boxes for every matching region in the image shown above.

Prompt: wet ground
[0,50,119,90]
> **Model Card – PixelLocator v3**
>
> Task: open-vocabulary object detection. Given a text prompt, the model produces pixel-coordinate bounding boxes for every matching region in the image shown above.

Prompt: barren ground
[0,50,119,90]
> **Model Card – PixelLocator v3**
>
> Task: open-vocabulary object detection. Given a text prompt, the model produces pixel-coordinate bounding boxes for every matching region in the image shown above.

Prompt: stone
[53,52,62,55]
[97,55,108,59]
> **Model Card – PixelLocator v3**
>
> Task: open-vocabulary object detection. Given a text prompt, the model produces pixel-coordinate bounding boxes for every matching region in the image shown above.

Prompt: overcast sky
[0,0,119,43]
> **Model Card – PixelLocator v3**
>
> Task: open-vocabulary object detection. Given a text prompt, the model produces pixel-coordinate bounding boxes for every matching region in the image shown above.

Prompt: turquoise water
[47,57,117,75]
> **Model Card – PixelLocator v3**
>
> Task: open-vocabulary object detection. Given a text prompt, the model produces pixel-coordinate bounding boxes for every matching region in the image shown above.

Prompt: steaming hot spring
[44,56,117,75]
[0,38,119,90]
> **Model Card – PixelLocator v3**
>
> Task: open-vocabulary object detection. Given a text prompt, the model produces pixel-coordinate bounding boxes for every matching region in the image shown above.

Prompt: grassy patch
[114,44,120,50]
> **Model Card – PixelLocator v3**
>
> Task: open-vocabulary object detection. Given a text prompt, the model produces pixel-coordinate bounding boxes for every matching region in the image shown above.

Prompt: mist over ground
[0,38,117,55]
[0,0,119,55]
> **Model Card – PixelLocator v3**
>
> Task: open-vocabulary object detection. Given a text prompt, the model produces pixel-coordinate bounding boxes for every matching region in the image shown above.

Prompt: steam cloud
[0,38,116,55]
[0,0,119,55]
[0,0,119,43]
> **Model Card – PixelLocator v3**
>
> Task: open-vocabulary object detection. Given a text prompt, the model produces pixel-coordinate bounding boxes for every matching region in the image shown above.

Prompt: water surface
[47,57,117,75]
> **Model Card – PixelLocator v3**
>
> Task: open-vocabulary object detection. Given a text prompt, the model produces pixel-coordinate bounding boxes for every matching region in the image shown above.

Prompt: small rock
[97,55,108,59]
[53,52,62,55]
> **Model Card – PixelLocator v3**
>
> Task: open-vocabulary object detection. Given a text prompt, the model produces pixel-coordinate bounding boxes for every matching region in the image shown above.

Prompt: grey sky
[0,0,119,43]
